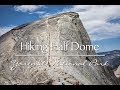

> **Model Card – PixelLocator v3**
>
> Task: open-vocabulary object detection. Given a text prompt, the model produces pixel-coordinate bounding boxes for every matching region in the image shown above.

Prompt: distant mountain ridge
[0,12,119,85]
[97,50,120,69]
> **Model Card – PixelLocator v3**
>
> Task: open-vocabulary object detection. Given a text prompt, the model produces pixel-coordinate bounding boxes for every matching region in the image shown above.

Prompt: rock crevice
[0,12,119,85]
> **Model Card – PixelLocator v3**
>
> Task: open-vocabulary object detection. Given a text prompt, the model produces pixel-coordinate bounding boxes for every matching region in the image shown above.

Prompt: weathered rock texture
[114,65,120,78]
[0,12,119,85]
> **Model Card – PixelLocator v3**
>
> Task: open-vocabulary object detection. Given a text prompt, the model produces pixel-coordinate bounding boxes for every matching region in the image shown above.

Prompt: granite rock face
[0,12,119,85]
[114,65,120,78]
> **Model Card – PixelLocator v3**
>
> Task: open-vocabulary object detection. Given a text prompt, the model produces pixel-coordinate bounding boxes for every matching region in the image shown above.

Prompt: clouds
[62,5,120,41]
[14,5,45,13]
[0,25,16,37]
[1,5,120,41]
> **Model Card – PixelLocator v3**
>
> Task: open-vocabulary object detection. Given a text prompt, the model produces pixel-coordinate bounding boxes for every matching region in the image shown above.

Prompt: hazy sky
[0,5,120,52]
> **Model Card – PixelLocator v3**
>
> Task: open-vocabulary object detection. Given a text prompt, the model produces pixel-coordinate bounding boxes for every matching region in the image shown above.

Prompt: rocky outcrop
[0,12,119,85]
[114,65,120,78]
